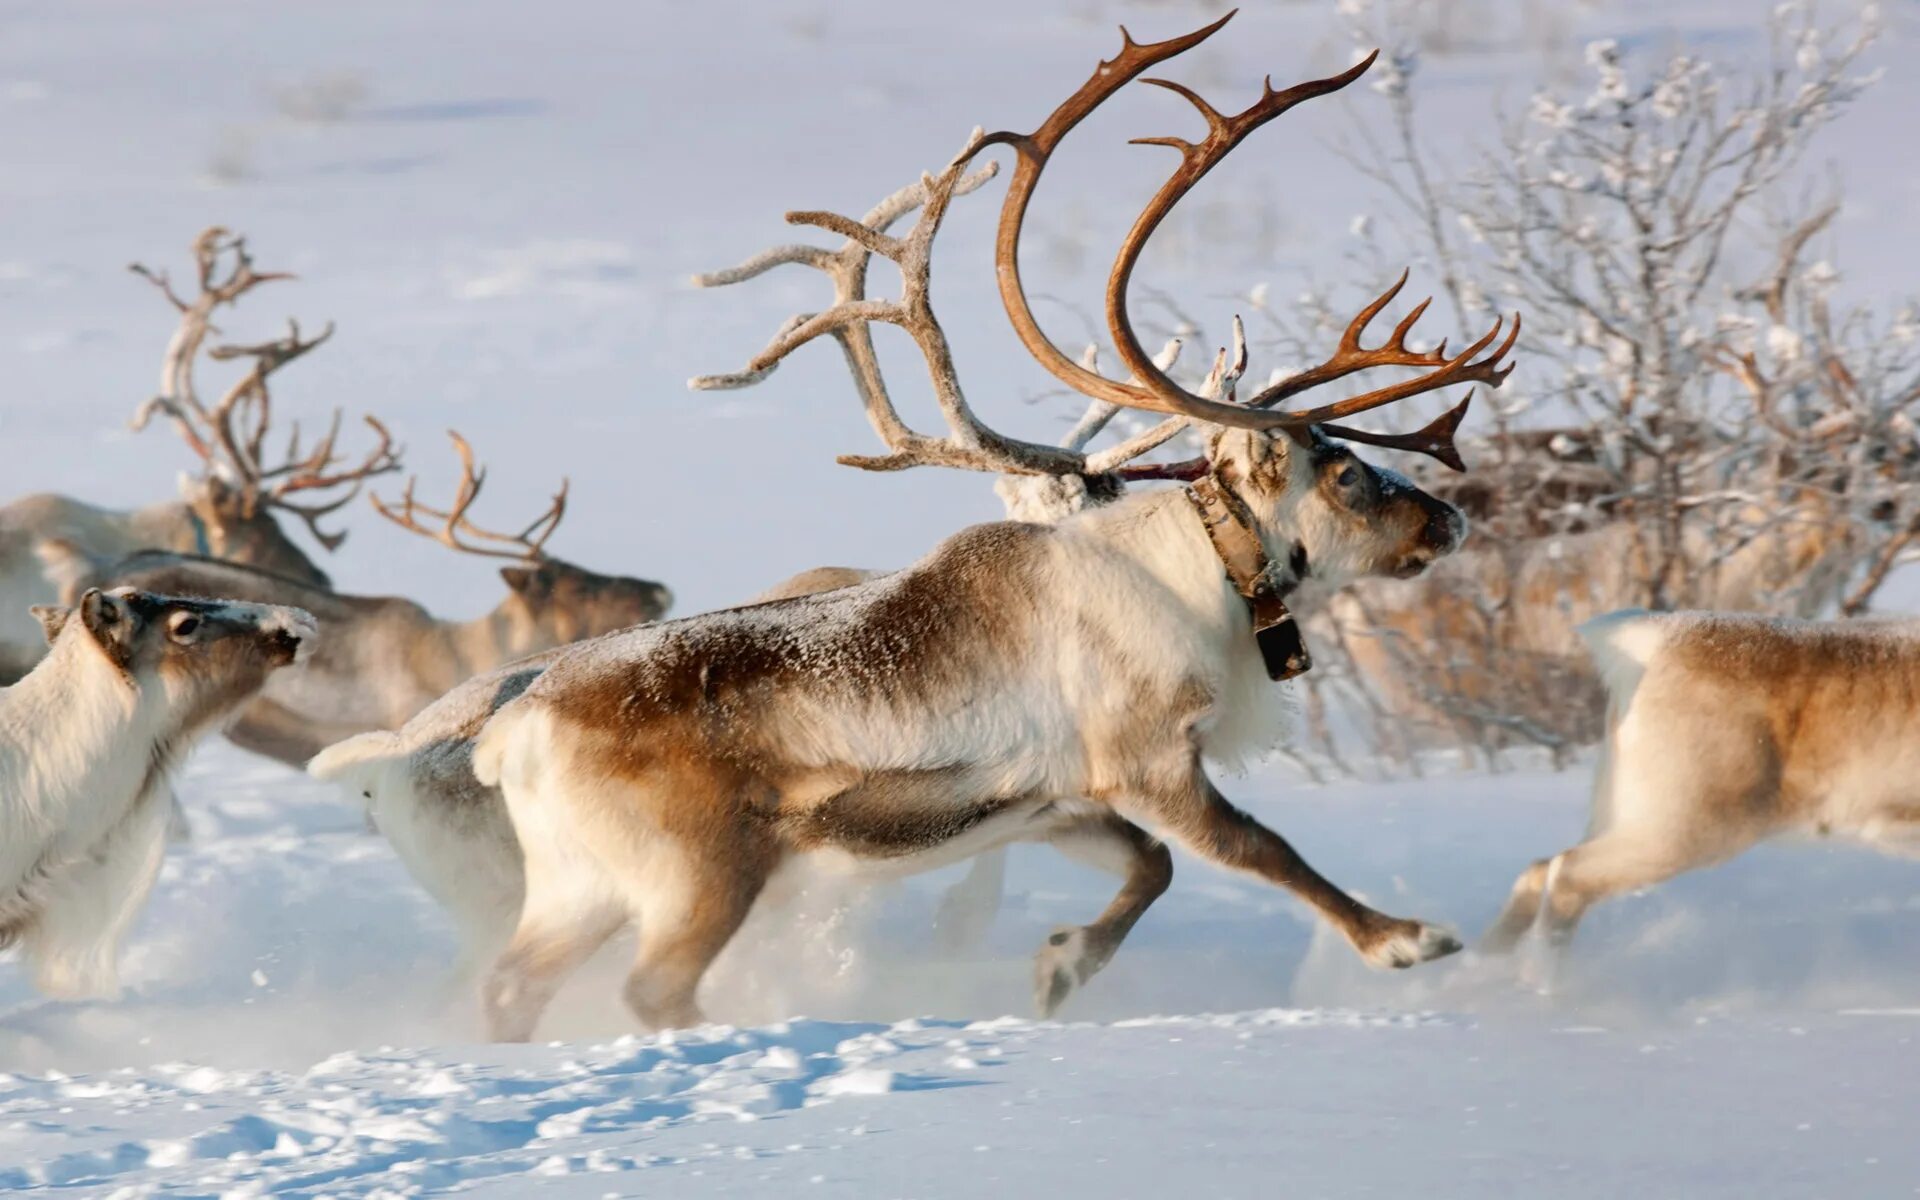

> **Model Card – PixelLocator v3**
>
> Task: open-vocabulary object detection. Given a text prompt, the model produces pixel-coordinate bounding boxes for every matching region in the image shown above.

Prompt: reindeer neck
[129,498,210,555]
[1065,488,1252,628]
[1,632,152,784]
[444,606,533,681]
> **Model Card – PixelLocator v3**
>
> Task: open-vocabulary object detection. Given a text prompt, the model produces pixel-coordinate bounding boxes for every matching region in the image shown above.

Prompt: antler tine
[1321,392,1477,473]
[370,431,566,563]
[1267,311,1520,429]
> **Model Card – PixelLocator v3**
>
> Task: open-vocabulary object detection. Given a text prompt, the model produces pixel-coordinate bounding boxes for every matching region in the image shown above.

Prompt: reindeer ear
[79,588,140,668]
[30,605,71,645]
[500,565,549,599]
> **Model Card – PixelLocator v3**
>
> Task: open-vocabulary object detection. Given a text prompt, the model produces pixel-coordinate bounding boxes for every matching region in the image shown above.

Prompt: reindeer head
[690,13,1516,600]
[1206,426,1466,587]
[373,432,675,652]
[33,587,315,722]
[498,560,675,644]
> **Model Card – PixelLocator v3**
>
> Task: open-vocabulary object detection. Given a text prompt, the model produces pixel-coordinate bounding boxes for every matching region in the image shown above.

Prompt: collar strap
[1185,475,1312,681]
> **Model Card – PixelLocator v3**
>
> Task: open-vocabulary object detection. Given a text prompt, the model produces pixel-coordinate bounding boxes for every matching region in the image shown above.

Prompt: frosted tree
[1277,2,1908,767]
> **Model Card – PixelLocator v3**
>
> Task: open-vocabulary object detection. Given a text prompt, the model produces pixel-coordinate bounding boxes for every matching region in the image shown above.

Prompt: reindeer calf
[0,588,314,995]
[1484,609,1920,955]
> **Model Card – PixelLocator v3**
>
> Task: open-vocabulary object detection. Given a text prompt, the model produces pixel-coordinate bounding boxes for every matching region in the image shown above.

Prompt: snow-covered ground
[5,0,1920,1194]
[7,747,1920,1196]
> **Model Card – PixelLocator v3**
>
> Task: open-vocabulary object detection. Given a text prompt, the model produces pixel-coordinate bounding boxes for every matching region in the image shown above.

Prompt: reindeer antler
[371,431,568,562]
[128,227,402,548]
[973,14,1518,468]
[694,14,1518,480]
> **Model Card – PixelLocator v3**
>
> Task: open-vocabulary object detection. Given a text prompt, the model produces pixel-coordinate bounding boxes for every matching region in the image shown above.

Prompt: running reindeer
[305,289,1233,972]
[1483,608,1920,959]
[81,432,673,766]
[469,14,1521,1041]
[0,588,316,996]
[0,227,397,683]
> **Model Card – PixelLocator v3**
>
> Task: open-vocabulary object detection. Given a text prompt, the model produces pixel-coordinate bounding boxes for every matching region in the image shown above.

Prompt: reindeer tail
[307,729,407,802]
[1576,608,1669,704]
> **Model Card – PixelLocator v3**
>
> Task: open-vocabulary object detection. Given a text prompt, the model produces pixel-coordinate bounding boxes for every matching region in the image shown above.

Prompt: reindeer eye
[169,614,201,639]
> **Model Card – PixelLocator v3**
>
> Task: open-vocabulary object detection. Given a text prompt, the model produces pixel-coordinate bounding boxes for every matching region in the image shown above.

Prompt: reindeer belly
[776,767,1062,881]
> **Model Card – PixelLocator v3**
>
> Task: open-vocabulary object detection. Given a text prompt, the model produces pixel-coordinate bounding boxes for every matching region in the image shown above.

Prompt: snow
[5,745,1920,1195]
[5,0,1920,1194]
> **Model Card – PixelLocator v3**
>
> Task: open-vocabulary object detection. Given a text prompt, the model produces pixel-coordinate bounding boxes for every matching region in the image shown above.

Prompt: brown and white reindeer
[87,432,673,767]
[467,15,1522,1041]
[0,228,398,684]
[1482,607,1920,959]
[301,270,1229,973]
[0,587,316,996]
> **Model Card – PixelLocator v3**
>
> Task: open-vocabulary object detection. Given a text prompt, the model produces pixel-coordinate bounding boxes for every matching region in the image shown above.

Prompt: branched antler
[371,431,568,562]
[128,227,401,548]
[692,145,1091,476]
[693,12,1521,487]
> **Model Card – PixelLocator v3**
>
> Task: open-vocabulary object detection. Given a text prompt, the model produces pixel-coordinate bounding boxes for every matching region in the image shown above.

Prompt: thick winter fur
[1483,608,1920,956]
[86,550,672,766]
[0,479,329,685]
[471,429,1470,1040]
[0,587,315,995]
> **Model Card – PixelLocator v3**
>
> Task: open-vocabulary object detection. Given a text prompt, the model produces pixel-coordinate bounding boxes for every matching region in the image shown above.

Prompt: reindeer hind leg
[620,831,777,1031]
[1032,812,1172,1017]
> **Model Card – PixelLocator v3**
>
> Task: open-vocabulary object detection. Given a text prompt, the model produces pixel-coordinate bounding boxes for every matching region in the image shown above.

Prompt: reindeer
[1482,607,1920,959]
[0,587,315,996]
[467,15,1522,1041]
[0,228,398,684]
[84,433,673,767]
[304,319,1233,971]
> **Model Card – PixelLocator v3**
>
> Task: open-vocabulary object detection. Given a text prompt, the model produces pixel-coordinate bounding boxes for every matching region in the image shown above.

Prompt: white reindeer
[0,587,315,996]
[0,228,398,684]
[1482,607,1920,957]
[81,432,672,767]
[468,17,1523,1042]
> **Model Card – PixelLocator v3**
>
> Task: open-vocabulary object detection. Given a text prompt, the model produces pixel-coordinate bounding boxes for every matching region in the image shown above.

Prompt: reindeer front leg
[1132,757,1461,969]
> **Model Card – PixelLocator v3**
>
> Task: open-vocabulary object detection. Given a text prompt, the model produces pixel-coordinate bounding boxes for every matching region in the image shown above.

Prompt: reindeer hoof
[1362,919,1462,970]
[1032,925,1102,1018]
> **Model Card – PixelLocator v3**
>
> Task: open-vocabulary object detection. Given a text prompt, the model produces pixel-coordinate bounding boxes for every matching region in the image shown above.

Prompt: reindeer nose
[1426,504,1468,553]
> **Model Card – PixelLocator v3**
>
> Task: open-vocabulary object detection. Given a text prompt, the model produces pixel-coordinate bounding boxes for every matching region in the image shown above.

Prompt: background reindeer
[0,228,397,684]
[82,432,673,767]
[1482,608,1920,962]
[470,16,1520,1042]
[0,587,315,996]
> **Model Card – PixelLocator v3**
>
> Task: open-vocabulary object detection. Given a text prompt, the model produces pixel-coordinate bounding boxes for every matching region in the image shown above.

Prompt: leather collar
[1184,474,1312,681]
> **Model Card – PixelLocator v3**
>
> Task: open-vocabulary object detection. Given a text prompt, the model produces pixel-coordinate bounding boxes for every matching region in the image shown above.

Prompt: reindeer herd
[5,14,1919,1038]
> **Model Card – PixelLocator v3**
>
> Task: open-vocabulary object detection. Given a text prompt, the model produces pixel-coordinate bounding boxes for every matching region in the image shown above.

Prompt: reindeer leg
[933,848,1008,954]
[1139,759,1461,969]
[482,828,625,1042]
[621,836,777,1031]
[1032,813,1172,1017]
[1481,857,1554,955]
